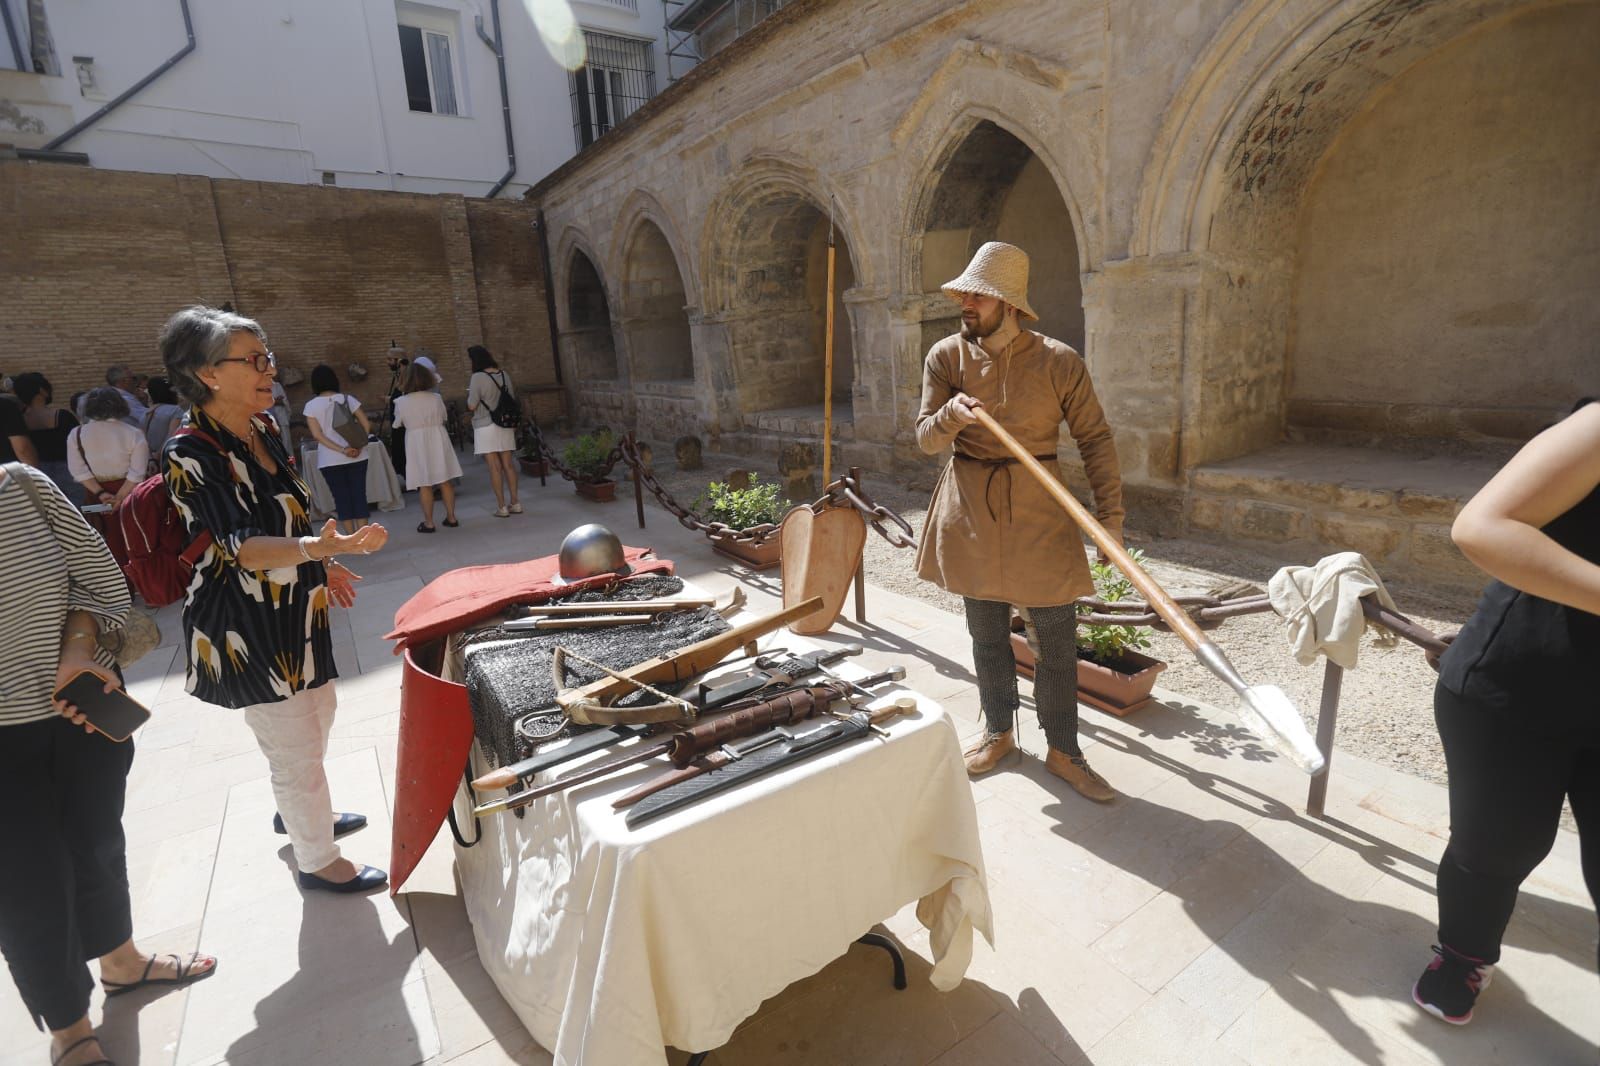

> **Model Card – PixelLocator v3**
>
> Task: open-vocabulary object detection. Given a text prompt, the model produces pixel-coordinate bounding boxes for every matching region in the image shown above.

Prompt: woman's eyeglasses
[216,351,277,373]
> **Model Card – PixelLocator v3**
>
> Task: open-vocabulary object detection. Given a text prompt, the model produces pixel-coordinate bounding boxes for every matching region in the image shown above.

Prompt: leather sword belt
[953,450,1057,522]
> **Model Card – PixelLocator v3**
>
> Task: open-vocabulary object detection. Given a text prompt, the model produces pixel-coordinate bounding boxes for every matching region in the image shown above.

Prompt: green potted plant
[562,430,618,501]
[1011,548,1168,716]
[695,475,791,569]
[518,437,550,478]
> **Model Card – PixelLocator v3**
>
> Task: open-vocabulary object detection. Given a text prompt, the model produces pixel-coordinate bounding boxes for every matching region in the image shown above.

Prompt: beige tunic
[914,324,1124,607]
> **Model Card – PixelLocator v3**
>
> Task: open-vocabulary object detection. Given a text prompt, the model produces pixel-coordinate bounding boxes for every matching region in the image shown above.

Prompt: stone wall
[1,161,557,416]
[1287,2,1600,447]
[526,0,1595,579]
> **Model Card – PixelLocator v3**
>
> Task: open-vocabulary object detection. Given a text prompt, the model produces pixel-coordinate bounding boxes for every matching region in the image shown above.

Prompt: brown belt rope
[954,450,1058,522]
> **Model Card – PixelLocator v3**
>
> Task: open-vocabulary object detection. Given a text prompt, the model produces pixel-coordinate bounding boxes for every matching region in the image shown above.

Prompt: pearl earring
[211,384,221,391]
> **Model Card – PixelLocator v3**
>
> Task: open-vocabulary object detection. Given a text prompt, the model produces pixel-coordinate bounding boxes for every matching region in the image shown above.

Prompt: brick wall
[0,161,556,417]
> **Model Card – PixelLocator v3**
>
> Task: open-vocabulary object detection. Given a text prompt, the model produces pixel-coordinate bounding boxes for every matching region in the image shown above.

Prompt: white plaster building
[1,0,675,195]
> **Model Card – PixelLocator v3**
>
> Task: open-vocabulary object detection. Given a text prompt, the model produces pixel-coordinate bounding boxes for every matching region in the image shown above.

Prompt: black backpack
[487,371,520,429]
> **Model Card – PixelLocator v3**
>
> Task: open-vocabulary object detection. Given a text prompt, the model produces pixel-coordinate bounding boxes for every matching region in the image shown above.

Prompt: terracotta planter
[519,457,550,477]
[709,532,782,571]
[1009,629,1167,717]
[575,478,616,502]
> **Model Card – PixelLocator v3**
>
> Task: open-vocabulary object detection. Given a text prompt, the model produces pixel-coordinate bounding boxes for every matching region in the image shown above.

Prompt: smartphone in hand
[53,670,151,742]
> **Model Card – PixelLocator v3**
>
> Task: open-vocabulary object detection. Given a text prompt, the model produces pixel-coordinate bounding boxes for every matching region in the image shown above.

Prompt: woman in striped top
[160,306,391,895]
[0,462,217,1066]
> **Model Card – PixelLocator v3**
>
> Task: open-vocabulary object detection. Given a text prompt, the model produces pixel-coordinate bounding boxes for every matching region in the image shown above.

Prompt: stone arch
[555,228,620,383]
[610,188,701,310]
[619,217,695,381]
[702,157,863,416]
[1131,0,1582,462]
[894,43,1100,293]
[902,112,1087,355]
[1134,0,1554,259]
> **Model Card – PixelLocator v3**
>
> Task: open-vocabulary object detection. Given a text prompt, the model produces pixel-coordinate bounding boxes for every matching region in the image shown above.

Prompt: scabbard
[625,715,871,827]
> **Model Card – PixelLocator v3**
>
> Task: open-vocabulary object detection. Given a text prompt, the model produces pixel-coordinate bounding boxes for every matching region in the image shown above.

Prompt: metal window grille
[570,31,656,150]
[595,0,640,11]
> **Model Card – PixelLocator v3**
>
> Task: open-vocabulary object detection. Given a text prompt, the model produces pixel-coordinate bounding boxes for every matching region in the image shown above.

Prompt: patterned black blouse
[163,406,338,709]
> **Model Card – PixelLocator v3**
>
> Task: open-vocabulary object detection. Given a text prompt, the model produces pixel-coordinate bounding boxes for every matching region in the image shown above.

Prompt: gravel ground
[551,433,1483,794]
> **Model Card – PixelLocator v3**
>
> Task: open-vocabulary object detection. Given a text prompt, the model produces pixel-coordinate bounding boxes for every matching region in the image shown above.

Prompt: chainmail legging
[963,597,1081,755]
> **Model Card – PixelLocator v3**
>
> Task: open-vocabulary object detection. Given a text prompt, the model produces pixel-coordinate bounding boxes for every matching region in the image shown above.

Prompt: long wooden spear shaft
[822,196,836,487]
[969,407,1324,775]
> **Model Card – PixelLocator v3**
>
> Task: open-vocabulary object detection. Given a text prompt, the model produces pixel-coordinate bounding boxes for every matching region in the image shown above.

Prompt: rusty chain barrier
[613,434,918,550]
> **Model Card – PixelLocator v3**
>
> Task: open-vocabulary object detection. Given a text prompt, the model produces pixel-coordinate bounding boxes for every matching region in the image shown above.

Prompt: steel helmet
[555,523,631,585]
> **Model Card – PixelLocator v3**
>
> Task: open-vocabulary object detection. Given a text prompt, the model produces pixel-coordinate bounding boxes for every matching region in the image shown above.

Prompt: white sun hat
[941,241,1038,321]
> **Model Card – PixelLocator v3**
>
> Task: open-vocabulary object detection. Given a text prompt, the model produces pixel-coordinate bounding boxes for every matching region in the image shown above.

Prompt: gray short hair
[104,365,129,386]
[159,306,267,406]
[82,385,130,422]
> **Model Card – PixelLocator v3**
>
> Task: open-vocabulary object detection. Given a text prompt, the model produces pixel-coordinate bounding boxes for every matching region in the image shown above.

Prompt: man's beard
[960,306,1004,341]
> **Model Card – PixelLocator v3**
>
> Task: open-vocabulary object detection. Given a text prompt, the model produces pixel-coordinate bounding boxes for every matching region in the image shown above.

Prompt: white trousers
[242,684,340,872]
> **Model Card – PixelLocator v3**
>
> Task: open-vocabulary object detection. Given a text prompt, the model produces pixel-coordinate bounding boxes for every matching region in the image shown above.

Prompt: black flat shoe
[273,812,367,838]
[417,522,436,534]
[297,865,388,894]
[442,517,459,527]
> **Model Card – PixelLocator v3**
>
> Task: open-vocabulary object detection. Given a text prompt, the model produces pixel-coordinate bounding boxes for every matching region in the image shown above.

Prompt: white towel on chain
[1268,552,1399,669]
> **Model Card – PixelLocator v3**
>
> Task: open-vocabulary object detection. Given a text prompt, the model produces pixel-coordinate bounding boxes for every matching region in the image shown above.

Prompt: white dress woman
[393,363,462,532]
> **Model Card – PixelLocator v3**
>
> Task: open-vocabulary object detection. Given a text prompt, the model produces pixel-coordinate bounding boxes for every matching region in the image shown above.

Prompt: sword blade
[625,717,870,827]
[474,739,671,816]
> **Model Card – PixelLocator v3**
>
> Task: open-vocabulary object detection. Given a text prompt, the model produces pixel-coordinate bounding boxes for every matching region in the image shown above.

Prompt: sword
[696,643,864,710]
[472,644,868,793]
[624,697,918,827]
[472,670,903,817]
[613,676,907,812]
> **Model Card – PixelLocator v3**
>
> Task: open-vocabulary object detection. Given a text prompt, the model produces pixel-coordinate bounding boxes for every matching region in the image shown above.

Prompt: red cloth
[385,546,674,651]
[85,480,130,573]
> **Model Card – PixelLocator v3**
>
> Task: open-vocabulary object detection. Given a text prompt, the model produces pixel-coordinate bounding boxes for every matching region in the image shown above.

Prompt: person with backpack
[0,462,217,1066]
[465,345,522,518]
[159,306,390,896]
[302,364,373,534]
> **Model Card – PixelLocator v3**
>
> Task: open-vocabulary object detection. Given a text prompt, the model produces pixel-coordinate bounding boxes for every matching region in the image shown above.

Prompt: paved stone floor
[4,461,1593,1065]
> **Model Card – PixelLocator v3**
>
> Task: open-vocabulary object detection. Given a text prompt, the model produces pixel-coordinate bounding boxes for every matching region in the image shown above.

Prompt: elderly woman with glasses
[159,306,390,894]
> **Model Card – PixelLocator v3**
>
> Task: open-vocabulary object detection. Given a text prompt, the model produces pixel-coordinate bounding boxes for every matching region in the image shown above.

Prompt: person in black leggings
[1415,398,1600,1025]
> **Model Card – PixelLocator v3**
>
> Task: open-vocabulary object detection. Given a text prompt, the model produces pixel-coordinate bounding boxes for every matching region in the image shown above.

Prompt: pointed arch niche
[721,190,859,418]
[565,247,619,382]
[916,120,1083,354]
[621,220,694,382]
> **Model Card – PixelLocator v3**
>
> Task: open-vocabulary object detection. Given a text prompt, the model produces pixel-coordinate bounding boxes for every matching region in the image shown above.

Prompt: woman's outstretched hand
[311,518,389,559]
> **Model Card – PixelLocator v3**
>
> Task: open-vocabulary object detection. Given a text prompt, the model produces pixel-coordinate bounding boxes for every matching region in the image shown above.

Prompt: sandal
[416,522,436,534]
[101,951,218,998]
[442,518,459,528]
[50,1034,112,1066]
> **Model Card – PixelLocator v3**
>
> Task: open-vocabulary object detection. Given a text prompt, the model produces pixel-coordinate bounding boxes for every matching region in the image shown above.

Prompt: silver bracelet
[298,535,316,562]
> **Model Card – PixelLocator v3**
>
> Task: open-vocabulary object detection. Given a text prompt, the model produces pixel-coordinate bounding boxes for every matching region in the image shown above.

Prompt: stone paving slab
[3,462,1592,1066]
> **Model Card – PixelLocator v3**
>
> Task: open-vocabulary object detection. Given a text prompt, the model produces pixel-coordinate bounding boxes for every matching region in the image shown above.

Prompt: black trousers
[1434,686,1600,965]
[964,598,1081,754]
[0,716,135,1031]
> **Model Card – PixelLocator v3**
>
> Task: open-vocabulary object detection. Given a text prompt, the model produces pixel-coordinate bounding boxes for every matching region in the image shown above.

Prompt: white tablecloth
[299,441,404,515]
[449,638,992,1066]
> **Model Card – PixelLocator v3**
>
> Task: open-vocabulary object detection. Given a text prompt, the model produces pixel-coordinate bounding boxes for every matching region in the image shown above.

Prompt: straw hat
[941,241,1038,321]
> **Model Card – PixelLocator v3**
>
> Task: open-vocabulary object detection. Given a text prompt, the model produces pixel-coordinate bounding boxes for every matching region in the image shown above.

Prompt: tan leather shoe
[1045,749,1116,802]
[962,730,1016,776]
